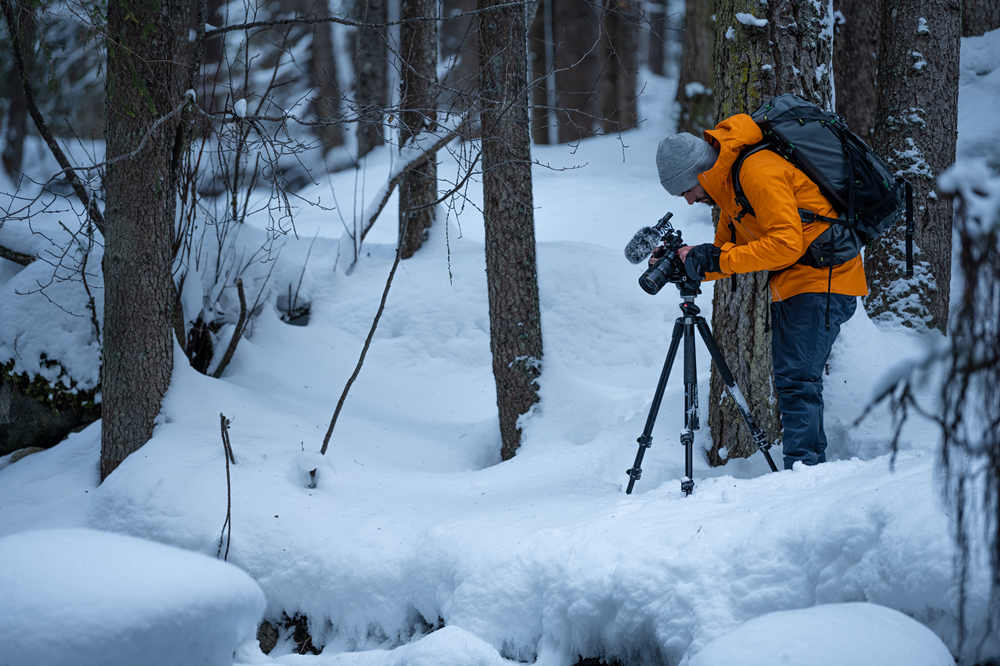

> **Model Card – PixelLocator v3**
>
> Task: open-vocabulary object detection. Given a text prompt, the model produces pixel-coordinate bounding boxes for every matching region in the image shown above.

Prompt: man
[652,113,866,470]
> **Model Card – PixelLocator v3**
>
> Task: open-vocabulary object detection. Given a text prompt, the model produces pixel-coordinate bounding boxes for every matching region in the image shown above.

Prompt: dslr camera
[624,212,694,295]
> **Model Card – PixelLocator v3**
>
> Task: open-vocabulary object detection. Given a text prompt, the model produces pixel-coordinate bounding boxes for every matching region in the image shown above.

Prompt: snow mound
[683,602,953,666]
[0,528,266,666]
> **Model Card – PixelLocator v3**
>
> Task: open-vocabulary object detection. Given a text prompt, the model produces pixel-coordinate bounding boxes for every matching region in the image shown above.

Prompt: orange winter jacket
[696,114,867,302]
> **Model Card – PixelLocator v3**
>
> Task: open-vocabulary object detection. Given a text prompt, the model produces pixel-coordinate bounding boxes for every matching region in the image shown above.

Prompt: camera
[629,213,692,295]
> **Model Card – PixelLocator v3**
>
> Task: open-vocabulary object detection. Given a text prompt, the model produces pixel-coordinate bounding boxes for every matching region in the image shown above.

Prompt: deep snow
[1,25,999,666]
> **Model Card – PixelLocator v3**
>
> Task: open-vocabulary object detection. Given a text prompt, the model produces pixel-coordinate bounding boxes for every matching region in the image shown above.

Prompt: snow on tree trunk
[478,0,543,460]
[354,0,388,159]
[833,0,881,141]
[101,0,201,481]
[398,0,438,259]
[864,0,959,333]
[675,0,714,135]
[708,0,834,464]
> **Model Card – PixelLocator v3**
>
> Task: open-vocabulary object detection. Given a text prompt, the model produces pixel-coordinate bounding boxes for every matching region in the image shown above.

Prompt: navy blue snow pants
[770,292,857,470]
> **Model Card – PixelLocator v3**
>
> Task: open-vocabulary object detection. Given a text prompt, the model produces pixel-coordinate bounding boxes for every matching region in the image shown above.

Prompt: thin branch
[216,413,235,561]
[204,3,526,40]
[0,0,105,235]
[320,237,403,456]
[212,278,248,378]
[0,244,35,266]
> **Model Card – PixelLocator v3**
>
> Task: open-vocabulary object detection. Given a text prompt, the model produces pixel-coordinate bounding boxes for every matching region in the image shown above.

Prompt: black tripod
[625,283,779,495]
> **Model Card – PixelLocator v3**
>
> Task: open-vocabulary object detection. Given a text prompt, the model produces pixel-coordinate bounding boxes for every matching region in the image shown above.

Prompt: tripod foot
[681,477,694,496]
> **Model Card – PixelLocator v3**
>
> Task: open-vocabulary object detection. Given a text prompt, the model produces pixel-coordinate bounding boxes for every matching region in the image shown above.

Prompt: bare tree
[674,0,713,135]
[863,0,960,333]
[479,0,543,460]
[647,0,667,76]
[963,0,1000,36]
[398,0,439,258]
[833,0,881,141]
[1,0,33,179]
[101,0,203,480]
[708,0,834,464]
[599,0,639,134]
[354,0,388,158]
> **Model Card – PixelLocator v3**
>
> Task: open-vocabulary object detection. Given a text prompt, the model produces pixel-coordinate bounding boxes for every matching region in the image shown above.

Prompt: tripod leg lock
[679,429,694,446]
[636,435,652,448]
[626,467,642,481]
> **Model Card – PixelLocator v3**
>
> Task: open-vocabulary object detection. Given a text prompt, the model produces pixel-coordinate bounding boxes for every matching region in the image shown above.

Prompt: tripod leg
[626,319,684,494]
[681,317,697,495]
[694,318,779,473]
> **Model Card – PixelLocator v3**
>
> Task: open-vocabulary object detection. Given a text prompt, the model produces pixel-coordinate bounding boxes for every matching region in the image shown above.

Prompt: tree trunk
[962,0,1000,36]
[528,0,552,144]
[599,0,639,134]
[864,0,960,333]
[308,10,344,154]
[355,0,388,158]
[478,0,543,460]
[440,0,480,121]
[398,0,438,258]
[833,0,881,141]
[102,0,202,480]
[708,0,834,465]
[1,2,34,179]
[647,0,667,76]
[675,0,714,136]
[554,0,600,143]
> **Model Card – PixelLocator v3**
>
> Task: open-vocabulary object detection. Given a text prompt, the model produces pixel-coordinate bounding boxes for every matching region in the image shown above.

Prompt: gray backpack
[731,94,913,274]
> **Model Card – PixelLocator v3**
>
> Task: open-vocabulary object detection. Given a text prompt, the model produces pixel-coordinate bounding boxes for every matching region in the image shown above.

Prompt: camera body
[637,214,693,294]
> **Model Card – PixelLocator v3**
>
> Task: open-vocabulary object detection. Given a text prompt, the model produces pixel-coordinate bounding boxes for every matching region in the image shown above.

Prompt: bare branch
[0,0,105,235]
[212,278,249,379]
[0,244,35,266]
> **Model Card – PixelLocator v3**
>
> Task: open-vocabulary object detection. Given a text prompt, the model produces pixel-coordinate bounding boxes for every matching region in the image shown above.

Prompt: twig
[320,229,406,455]
[217,413,235,561]
[0,0,105,235]
[212,278,248,378]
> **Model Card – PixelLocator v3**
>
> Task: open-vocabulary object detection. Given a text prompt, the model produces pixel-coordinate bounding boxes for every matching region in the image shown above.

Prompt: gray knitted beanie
[655,133,719,196]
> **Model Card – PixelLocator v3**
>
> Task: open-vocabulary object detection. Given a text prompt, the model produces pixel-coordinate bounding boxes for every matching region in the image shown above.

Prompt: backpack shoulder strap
[731,142,774,222]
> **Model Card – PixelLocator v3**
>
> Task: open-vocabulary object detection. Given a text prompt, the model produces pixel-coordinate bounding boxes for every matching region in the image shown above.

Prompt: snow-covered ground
[1,27,999,666]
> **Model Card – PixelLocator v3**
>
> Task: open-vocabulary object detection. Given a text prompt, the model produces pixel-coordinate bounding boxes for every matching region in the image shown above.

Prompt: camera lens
[638,260,672,295]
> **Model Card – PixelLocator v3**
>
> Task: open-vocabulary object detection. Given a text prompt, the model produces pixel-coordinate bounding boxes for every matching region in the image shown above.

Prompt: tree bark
[478,0,543,460]
[962,0,1000,36]
[398,0,438,258]
[833,0,881,141]
[864,0,960,333]
[440,0,480,121]
[599,0,639,134]
[647,0,667,76]
[308,8,345,154]
[675,0,714,135]
[708,0,834,465]
[102,0,202,480]
[553,0,600,143]
[354,0,388,158]
[1,2,34,178]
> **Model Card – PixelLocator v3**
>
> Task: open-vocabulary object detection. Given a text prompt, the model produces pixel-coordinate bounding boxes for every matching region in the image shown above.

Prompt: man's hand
[648,245,667,267]
[682,243,721,281]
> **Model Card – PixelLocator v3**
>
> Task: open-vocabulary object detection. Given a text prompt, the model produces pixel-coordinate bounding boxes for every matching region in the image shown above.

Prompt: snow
[0,528,265,666]
[683,603,954,666]
[735,12,768,28]
[0,26,998,666]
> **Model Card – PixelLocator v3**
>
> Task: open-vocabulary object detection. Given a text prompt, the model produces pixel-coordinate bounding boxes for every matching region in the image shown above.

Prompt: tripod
[625,282,779,495]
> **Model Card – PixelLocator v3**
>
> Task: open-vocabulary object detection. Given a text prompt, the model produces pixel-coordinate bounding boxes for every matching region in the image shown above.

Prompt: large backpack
[731,94,913,274]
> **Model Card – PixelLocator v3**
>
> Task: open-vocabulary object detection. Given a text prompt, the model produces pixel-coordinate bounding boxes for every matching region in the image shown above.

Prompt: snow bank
[683,602,953,666]
[0,528,266,666]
